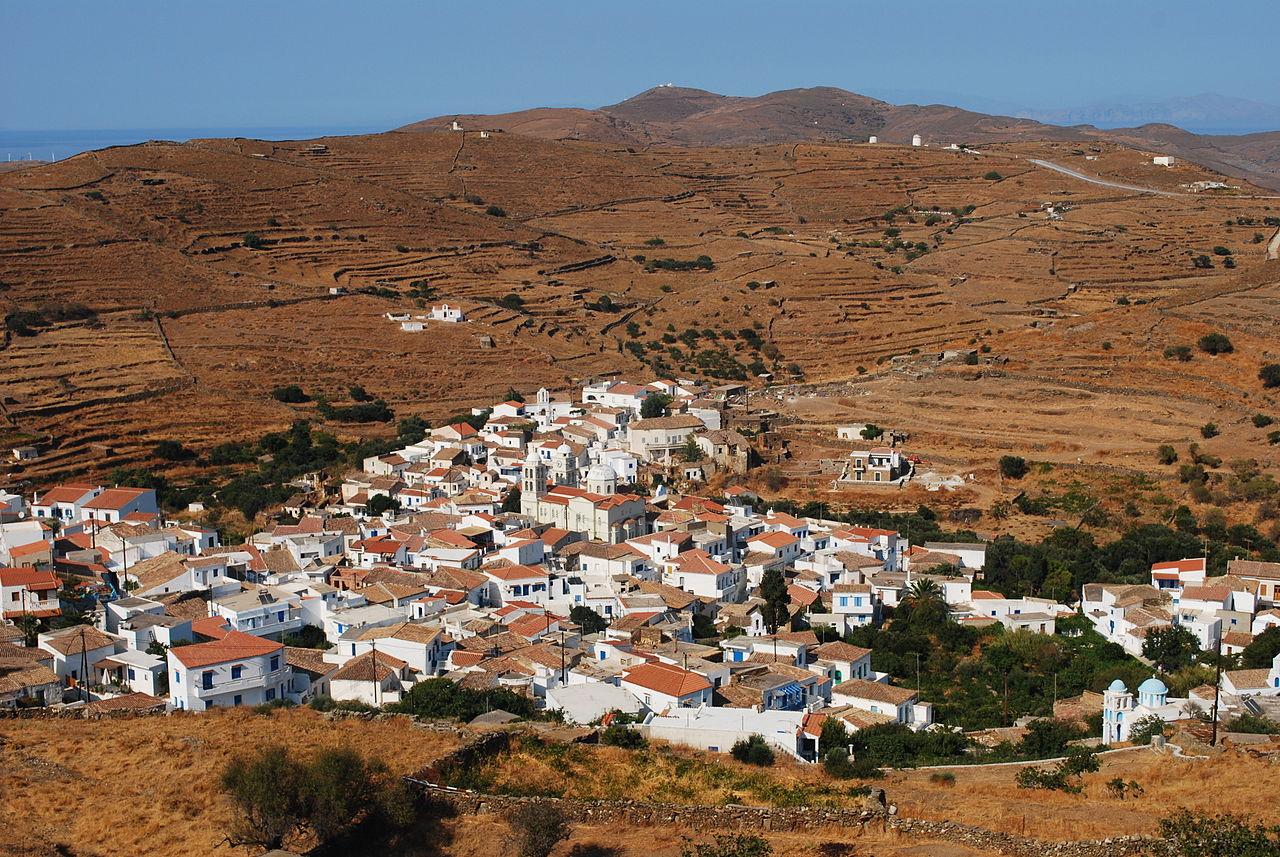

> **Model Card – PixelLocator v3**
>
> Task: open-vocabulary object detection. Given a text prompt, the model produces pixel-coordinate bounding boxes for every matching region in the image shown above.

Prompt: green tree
[760,568,789,633]
[220,745,307,849]
[366,494,401,517]
[1241,626,1280,669]
[501,486,522,513]
[999,456,1029,479]
[1142,625,1199,673]
[681,436,704,462]
[1128,714,1167,745]
[1197,333,1234,355]
[570,605,607,634]
[730,734,775,766]
[271,385,309,403]
[640,393,674,418]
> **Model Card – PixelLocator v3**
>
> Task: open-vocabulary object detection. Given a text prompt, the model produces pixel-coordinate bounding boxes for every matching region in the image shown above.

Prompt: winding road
[1028,159,1182,197]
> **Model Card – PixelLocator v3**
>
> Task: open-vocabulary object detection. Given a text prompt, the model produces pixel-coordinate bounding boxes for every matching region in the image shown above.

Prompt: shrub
[1197,333,1234,355]
[600,723,646,748]
[1260,364,1280,389]
[1164,345,1193,362]
[153,440,195,461]
[730,734,775,766]
[498,293,525,311]
[860,424,884,440]
[929,771,956,786]
[1105,778,1145,800]
[1159,810,1280,857]
[999,456,1029,479]
[1157,445,1179,465]
[508,803,569,857]
[1253,414,1274,428]
[219,745,411,850]
[271,385,310,404]
[485,205,507,217]
[348,385,372,402]
[983,171,1003,180]
[644,237,665,246]
[1129,714,1166,745]
[681,834,773,857]
[1212,245,1233,256]
[1200,423,1219,439]
[243,232,265,250]
[822,748,857,779]
[1225,713,1280,734]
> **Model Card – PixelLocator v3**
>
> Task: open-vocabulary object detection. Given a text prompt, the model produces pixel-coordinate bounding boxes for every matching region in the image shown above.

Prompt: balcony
[191,667,287,697]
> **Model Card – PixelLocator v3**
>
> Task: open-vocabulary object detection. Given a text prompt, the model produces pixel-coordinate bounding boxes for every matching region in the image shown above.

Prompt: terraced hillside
[1,127,1278,495]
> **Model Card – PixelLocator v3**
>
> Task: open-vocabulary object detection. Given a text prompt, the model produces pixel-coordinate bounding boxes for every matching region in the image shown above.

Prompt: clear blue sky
[5,0,1276,131]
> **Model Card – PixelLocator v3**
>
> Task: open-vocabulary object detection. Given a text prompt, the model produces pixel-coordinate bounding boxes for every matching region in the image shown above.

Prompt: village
[2,375,1278,769]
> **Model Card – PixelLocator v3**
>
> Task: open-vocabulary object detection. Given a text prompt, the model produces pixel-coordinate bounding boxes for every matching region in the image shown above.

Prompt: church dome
[1107,679,1127,693]
[1138,677,1168,696]
[586,462,616,483]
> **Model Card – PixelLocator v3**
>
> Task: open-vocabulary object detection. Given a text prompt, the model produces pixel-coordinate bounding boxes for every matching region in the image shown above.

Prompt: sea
[0,124,390,164]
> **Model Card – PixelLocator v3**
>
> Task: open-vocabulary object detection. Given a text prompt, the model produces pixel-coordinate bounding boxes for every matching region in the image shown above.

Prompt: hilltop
[405,85,1280,191]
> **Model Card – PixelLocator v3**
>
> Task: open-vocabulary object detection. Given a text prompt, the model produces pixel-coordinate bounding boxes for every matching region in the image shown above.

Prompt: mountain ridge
[400,85,1280,191]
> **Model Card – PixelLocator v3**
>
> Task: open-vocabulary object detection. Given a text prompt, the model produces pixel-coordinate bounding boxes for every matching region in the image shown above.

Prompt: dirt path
[1028,159,1182,197]
[1267,226,1280,260]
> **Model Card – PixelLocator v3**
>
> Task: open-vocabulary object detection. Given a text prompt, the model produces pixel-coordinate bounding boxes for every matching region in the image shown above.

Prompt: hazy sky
[5,0,1276,131]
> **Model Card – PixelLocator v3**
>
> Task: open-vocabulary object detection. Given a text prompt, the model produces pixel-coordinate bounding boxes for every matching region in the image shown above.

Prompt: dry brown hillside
[1,127,1278,512]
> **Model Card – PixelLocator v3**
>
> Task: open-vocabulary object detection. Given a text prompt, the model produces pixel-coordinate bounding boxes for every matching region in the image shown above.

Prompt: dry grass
[0,708,462,857]
[886,746,1280,841]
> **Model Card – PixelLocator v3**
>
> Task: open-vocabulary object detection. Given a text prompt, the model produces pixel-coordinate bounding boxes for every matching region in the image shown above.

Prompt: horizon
[5,1,1279,135]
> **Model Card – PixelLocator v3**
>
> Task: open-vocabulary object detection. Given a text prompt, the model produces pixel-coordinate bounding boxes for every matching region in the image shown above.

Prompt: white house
[1,567,61,621]
[210,586,304,640]
[430,303,465,323]
[620,661,713,712]
[167,630,289,711]
[830,678,930,730]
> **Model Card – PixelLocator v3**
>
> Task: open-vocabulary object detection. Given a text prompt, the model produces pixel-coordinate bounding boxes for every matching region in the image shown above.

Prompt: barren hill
[405,85,1280,191]
[1,121,1278,520]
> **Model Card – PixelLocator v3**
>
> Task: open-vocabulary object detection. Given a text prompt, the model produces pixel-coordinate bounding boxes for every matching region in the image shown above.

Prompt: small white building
[450,120,463,132]
[545,681,643,724]
[912,134,923,147]
[620,661,713,712]
[430,303,465,323]
[867,136,878,144]
[1153,156,1176,167]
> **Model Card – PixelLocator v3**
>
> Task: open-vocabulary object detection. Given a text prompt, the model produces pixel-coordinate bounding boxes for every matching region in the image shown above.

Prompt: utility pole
[80,627,90,704]
[372,638,380,708]
[560,628,566,685]
[914,652,921,698]
[1210,631,1224,747]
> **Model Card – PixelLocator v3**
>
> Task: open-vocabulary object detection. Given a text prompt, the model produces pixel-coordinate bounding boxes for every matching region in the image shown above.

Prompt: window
[266,688,276,701]
[201,671,214,690]
[277,611,285,622]
[127,668,136,681]
[233,694,242,706]
[269,655,280,671]
[174,670,181,684]
[231,665,243,680]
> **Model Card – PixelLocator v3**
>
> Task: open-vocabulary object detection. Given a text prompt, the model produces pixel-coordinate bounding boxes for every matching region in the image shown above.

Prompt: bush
[1015,747,1099,793]
[1260,364,1280,389]
[681,834,773,857]
[243,232,265,250]
[498,293,525,311]
[1164,345,1193,362]
[1197,333,1234,355]
[730,734,775,766]
[600,724,646,748]
[860,424,884,440]
[1201,423,1219,439]
[999,456,1029,479]
[508,803,569,857]
[983,171,1003,181]
[822,748,857,779]
[1157,445,1179,465]
[1129,714,1166,745]
[929,771,956,786]
[1159,810,1280,857]
[485,205,507,217]
[1253,414,1274,428]
[271,385,310,404]
[1212,245,1233,256]
[220,745,411,850]
[153,440,195,462]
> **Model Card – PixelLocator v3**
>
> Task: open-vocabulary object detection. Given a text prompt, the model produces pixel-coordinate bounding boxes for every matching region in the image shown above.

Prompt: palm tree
[905,577,945,610]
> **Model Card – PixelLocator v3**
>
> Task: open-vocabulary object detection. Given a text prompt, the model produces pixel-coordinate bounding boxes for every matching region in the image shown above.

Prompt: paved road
[1028,159,1182,197]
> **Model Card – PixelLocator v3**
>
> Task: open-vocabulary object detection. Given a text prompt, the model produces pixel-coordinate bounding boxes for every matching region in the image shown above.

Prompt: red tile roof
[622,661,711,697]
[170,630,282,668]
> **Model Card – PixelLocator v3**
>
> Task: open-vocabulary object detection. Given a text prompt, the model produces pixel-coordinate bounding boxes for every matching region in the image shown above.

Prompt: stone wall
[409,784,1171,857]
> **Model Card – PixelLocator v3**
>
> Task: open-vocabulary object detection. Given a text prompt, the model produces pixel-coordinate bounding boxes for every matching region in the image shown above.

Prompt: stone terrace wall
[411,785,1171,857]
